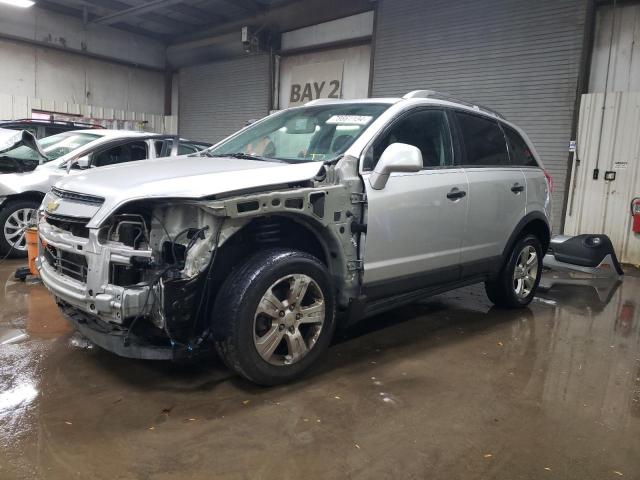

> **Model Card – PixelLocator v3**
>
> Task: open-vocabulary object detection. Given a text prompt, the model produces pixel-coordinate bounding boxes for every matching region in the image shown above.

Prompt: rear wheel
[0,200,40,258]
[485,234,542,308]
[213,249,335,386]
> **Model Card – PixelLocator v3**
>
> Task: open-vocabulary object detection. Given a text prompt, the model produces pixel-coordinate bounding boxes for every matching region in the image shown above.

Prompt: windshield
[2,131,100,163]
[207,103,390,163]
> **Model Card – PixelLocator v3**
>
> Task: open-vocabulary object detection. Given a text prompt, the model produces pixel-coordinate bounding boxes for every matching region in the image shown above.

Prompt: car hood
[53,155,325,227]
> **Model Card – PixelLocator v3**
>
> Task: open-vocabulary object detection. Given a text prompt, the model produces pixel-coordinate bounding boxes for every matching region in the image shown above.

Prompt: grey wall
[0,4,165,69]
[0,4,166,116]
[0,38,165,115]
[371,0,589,230]
[178,55,271,143]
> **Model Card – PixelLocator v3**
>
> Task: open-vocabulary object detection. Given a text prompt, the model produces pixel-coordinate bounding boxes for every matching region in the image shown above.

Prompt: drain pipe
[592,0,617,181]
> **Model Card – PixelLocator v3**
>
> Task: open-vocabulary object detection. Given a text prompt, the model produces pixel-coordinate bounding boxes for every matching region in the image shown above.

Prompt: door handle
[446,188,467,200]
[511,183,525,193]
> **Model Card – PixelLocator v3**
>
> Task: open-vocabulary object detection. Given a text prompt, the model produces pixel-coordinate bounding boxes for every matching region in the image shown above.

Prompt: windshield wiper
[205,152,287,163]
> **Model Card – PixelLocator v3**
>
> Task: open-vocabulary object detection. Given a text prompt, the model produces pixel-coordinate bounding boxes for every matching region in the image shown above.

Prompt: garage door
[371,0,588,231]
[179,55,270,143]
[278,45,371,109]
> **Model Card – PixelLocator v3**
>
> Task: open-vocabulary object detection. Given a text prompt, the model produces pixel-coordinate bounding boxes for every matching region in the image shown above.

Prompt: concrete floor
[0,258,638,480]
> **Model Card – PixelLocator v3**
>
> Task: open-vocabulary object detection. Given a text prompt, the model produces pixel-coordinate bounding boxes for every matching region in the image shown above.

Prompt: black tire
[212,248,336,386]
[0,199,40,258]
[485,234,543,308]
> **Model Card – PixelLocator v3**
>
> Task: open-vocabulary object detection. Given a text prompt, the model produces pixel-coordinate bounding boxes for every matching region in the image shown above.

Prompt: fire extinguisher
[632,197,640,233]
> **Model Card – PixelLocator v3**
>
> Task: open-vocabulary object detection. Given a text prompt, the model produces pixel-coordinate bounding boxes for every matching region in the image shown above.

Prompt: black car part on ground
[547,234,624,275]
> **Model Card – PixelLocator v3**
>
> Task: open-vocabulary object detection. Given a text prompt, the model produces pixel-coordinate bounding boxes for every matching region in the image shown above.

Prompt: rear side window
[503,125,537,167]
[455,111,509,166]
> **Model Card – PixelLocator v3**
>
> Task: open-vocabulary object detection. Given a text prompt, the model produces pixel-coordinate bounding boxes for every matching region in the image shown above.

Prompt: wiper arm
[206,152,287,163]
[211,152,265,160]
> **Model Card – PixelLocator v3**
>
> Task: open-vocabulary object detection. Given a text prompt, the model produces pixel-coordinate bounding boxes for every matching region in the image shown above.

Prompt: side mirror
[76,156,90,169]
[66,155,90,173]
[369,143,422,190]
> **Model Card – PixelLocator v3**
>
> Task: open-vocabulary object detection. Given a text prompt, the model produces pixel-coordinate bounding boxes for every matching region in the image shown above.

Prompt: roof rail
[403,90,505,119]
[304,98,345,106]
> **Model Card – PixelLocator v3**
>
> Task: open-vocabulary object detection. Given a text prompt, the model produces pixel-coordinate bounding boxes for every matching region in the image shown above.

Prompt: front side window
[177,143,198,155]
[503,125,537,167]
[1,131,100,164]
[92,141,148,167]
[455,111,509,167]
[364,109,453,170]
[206,104,390,163]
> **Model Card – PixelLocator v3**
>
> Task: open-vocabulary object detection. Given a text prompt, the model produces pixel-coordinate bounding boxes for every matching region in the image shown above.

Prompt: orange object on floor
[25,227,39,277]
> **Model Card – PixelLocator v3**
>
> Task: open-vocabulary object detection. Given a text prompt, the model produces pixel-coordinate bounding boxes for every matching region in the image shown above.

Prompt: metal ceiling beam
[58,0,194,31]
[165,3,227,25]
[93,0,186,25]
[35,0,172,40]
[216,0,266,13]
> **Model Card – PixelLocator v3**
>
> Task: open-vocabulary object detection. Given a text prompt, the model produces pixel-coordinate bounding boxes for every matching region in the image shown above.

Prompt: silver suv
[37,91,552,385]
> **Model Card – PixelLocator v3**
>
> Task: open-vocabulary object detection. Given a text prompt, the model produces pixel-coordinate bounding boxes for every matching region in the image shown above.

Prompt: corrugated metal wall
[371,0,588,230]
[178,55,270,143]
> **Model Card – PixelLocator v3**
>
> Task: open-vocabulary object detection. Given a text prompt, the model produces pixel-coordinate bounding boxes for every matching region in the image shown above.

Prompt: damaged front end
[37,158,362,360]
[37,189,231,360]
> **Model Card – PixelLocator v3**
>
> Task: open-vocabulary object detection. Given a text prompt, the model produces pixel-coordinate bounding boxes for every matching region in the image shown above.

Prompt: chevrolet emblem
[46,200,60,212]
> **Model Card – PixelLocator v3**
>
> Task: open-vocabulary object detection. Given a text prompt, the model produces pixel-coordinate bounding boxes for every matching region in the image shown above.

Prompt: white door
[361,109,468,297]
[278,45,371,109]
[564,92,640,264]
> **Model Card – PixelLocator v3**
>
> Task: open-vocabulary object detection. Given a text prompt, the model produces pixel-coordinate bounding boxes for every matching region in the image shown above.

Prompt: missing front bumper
[36,220,153,323]
[58,301,190,361]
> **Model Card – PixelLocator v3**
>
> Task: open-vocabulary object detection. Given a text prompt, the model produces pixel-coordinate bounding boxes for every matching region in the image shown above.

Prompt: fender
[501,211,551,261]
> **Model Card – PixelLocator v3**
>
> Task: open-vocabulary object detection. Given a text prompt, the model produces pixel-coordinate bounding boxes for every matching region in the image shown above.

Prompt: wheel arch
[214,212,349,297]
[4,191,46,205]
[502,212,551,260]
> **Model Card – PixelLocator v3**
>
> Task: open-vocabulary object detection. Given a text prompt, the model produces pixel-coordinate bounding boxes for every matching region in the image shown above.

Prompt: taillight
[544,170,554,193]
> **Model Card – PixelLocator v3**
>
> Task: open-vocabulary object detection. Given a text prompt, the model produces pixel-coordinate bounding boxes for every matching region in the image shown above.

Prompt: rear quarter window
[455,111,509,167]
[503,125,538,167]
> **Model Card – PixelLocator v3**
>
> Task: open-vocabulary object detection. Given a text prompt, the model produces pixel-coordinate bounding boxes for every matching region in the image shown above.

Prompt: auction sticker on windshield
[326,115,373,125]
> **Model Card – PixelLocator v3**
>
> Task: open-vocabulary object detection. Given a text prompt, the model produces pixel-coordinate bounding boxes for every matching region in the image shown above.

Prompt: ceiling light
[0,0,35,7]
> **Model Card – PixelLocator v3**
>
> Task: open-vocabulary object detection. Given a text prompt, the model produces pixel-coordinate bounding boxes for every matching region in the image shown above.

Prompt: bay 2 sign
[288,60,344,106]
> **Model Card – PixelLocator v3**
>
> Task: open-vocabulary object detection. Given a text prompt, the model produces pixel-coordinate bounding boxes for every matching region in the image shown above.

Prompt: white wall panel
[564,92,640,264]
[278,45,371,109]
[589,3,640,93]
[281,11,374,51]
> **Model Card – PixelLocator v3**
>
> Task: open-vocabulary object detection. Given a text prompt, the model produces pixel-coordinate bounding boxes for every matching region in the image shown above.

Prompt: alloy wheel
[253,273,325,366]
[512,245,539,299]
[3,208,35,252]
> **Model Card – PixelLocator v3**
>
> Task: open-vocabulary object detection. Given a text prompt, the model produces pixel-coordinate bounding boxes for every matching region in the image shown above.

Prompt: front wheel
[0,200,40,258]
[213,249,336,386]
[485,234,543,308]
